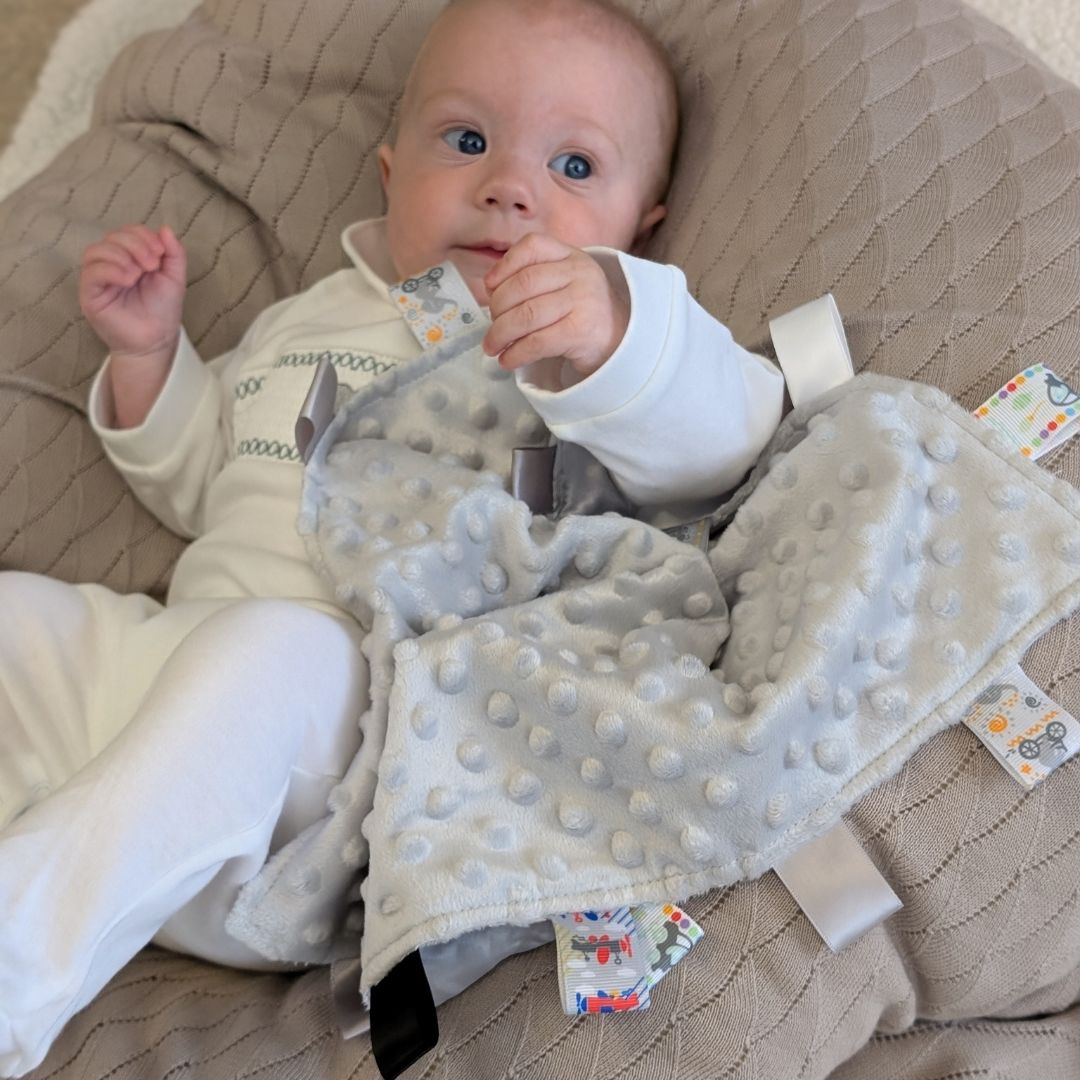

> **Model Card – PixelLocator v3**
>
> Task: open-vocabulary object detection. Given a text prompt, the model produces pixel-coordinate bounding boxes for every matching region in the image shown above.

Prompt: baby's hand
[79,224,187,359]
[481,234,628,380]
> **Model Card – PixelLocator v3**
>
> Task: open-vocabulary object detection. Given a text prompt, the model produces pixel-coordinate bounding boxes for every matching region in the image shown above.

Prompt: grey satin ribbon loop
[553,441,635,518]
[329,955,370,1038]
[296,357,338,464]
[511,446,557,514]
[511,442,636,519]
[774,821,902,952]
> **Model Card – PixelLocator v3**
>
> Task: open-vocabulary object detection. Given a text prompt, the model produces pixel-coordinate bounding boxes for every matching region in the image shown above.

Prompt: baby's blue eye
[550,153,592,180]
[443,128,486,155]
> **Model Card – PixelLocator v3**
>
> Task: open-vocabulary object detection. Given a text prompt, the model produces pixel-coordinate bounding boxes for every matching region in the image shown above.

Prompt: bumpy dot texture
[231,334,1080,992]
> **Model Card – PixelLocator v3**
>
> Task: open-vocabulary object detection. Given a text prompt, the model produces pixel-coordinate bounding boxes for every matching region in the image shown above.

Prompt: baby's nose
[485,192,529,212]
[481,183,531,213]
[476,162,534,214]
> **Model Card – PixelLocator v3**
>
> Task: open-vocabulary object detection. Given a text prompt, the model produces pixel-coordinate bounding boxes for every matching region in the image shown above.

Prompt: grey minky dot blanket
[224,326,1080,994]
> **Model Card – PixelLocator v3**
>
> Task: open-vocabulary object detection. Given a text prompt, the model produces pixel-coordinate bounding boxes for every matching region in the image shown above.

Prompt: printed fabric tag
[388,262,487,350]
[961,666,1080,788]
[633,903,705,988]
[551,904,703,1015]
[663,517,712,552]
[972,365,1080,459]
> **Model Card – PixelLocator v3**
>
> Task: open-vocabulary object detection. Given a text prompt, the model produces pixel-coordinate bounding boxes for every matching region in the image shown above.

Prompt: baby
[0,0,787,1075]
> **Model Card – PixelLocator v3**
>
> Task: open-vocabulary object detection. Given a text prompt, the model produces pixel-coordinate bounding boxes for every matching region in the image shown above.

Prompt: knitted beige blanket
[3,0,1078,1076]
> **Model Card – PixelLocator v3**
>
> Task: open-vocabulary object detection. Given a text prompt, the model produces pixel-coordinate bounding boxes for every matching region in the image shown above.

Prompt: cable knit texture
[2,0,1079,1076]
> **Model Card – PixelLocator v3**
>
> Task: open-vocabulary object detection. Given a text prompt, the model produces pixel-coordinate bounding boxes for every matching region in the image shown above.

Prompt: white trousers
[0,572,368,1078]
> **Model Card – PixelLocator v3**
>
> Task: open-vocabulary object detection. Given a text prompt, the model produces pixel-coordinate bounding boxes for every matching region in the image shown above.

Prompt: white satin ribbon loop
[774,821,902,952]
[769,294,854,408]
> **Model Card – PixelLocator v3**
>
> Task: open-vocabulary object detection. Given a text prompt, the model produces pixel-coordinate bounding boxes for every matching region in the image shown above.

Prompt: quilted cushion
[2,0,1077,1076]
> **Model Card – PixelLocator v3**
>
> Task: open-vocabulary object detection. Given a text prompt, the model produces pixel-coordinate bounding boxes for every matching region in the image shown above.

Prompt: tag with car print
[962,666,1080,787]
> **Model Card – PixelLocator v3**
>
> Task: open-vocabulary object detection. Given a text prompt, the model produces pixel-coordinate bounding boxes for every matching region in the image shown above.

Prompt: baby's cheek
[386,203,440,273]
[382,215,414,278]
[388,235,440,284]
[587,194,649,250]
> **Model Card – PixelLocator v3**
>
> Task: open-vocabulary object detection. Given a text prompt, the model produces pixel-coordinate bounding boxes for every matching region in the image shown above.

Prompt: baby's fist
[79,224,187,359]
[481,234,629,383]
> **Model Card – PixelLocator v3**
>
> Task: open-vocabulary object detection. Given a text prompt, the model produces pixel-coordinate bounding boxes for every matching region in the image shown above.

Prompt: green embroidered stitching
[234,376,266,400]
[276,350,397,376]
[237,438,301,462]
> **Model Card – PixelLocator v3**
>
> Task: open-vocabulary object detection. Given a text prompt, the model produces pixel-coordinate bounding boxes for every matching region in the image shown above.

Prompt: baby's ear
[631,204,667,254]
[377,144,394,194]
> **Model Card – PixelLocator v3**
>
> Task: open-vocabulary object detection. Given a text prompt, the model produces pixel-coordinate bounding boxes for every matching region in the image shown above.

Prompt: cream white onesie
[0,217,784,1078]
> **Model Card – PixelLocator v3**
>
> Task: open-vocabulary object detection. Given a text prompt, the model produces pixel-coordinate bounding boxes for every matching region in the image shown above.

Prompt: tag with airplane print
[551,903,704,1015]
[551,907,651,1014]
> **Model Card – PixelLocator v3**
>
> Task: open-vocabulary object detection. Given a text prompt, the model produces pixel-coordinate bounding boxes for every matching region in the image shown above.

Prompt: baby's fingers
[132,224,165,252]
[79,260,135,309]
[81,245,141,288]
[82,238,136,269]
[484,288,570,360]
[158,225,187,279]
[483,233,570,296]
[103,226,163,272]
[496,316,575,372]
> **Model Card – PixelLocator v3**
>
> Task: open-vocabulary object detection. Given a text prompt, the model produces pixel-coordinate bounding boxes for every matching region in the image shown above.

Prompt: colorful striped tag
[972,365,1079,459]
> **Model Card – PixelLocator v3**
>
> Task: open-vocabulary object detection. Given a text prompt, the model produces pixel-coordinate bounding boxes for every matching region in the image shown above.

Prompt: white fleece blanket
[222,326,1080,994]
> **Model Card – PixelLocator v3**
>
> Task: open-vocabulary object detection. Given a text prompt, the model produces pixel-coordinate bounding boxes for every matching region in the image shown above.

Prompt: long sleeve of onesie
[88,296,292,539]
[89,331,227,539]
[515,248,785,509]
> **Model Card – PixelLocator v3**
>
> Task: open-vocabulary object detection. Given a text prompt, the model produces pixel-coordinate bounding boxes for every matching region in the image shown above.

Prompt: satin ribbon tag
[774,821,902,952]
[388,262,488,350]
[295,357,338,464]
[368,949,439,1079]
[972,365,1079,459]
[961,665,1080,788]
[511,445,556,513]
[768,294,854,408]
[329,955,370,1039]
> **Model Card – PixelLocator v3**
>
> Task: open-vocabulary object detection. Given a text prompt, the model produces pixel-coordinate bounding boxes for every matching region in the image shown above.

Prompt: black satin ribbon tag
[369,950,439,1079]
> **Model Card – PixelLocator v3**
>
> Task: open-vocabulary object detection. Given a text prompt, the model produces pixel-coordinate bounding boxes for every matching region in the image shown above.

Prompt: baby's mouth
[459,243,509,260]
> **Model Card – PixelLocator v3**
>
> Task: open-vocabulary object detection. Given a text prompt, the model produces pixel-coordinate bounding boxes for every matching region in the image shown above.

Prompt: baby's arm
[486,238,784,507]
[79,225,228,537]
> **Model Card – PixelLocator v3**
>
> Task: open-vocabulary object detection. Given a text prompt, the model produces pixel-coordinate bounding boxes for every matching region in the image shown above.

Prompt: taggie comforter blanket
[224,326,1080,994]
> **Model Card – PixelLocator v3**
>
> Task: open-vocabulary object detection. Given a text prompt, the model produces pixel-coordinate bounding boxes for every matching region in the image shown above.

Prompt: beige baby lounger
[1,0,1078,1076]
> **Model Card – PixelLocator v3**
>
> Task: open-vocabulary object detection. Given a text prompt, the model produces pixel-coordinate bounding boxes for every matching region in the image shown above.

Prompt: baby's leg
[0,596,366,1078]
[152,601,368,967]
[0,572,164,828]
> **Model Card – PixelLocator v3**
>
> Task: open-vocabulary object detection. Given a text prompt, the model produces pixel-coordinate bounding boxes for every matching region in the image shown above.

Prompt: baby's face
[378,1,669,305]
